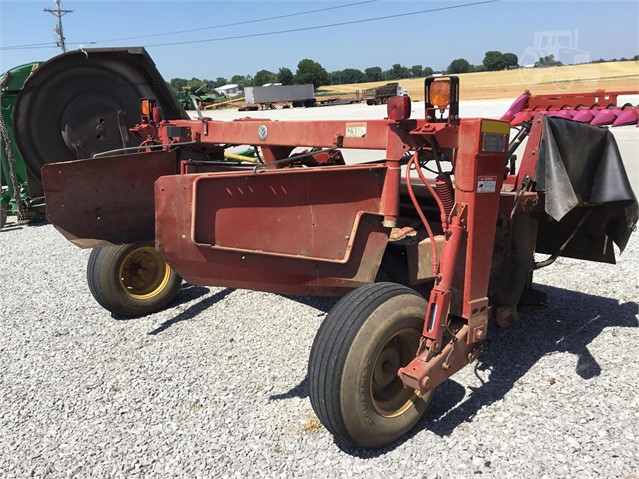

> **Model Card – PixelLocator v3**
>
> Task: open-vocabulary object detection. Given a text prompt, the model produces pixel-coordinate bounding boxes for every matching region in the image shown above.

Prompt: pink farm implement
[502,89,639,127]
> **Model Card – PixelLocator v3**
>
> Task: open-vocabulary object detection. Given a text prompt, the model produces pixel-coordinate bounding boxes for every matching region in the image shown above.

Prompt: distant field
[318,61,639,101]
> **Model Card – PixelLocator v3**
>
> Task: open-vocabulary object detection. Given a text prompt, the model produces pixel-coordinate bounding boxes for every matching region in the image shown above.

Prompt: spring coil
[435,174,455,219]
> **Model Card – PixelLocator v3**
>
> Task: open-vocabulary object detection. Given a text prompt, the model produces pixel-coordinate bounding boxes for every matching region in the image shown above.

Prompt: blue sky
[1,0,637,81]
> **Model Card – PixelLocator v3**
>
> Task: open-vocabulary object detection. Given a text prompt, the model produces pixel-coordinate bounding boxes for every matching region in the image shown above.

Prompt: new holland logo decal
[258,125,268,141]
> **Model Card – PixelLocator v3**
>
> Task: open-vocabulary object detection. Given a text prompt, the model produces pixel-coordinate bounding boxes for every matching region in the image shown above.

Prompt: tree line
[446,50,519,74]
[170,50,639,94]
[170,61,438,94]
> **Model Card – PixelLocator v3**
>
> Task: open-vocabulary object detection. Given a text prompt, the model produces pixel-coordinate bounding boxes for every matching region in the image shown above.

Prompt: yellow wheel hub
[371,328,421,418]
[118,246,171,300]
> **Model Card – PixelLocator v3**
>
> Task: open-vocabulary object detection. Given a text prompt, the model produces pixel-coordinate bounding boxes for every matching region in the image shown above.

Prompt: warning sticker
[482,133,507,152]
[345,122,367,138]
[477,176,497,193]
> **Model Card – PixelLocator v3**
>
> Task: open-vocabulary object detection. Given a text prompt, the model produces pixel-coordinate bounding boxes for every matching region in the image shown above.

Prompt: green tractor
[1,62,44,227]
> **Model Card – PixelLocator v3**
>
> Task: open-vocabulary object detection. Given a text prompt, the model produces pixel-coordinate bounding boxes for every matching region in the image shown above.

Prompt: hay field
[319,61,639,101]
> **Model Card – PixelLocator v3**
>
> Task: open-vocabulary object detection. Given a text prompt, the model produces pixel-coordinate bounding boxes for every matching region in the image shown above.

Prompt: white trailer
[244,84,316,107]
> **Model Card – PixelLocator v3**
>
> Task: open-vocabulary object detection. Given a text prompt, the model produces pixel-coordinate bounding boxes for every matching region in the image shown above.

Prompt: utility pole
[44,0,73,53]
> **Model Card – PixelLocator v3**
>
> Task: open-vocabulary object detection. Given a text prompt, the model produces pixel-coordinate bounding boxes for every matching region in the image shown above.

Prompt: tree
[386,63,409,80]
[447,58,471,74]
[364,66,383,82]
[535,54,562,67]
[186,77,206,91]
[502,53,518,69]
[333,68,364,84]
[483,50,506,71]
[422,66,434,77]
[293,59,330,88]
[170,78,188,91]
[277,67,294,85]
[212,77,228,88]
[410,65,423,77]
[254,69,277,86]
[231,75,248,87]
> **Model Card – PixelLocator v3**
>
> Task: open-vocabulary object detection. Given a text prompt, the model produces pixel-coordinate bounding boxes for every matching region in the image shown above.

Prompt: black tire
[308,282,433,448]
[87,243,182,317]
[0,204,6,229]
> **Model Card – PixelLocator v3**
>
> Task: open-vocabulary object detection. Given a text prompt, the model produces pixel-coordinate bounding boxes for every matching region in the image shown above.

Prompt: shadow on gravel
[147,286,235,335]
[267,296,337,401]
[171,284,214,308]
[0,225,23,232]
[23,219,50,227]
[110,284,213,322]
[281,295,339,314]
[270,378,309,400]
[6,218,49,228]
[334,285,638,457]
[1,218,49,232]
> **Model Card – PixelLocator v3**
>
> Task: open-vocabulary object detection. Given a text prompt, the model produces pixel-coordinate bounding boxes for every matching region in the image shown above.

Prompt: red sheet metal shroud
[155,164,391,296]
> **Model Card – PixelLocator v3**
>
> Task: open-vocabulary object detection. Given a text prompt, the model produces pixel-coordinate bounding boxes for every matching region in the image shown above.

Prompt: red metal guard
[399,118,511,394]
[155,164,392,296]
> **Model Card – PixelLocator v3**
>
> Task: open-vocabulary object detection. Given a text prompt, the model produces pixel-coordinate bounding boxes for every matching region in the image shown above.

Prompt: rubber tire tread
[308,282,422,446]
[86,244,182,317]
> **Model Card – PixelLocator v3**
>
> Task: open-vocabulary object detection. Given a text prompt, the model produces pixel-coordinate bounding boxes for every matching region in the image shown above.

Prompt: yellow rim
[118,246,171,300]
[370,328,421,418]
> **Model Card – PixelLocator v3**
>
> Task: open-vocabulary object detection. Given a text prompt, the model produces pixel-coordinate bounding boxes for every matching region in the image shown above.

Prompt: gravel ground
[2,216,637,479]
[1,103,638,478]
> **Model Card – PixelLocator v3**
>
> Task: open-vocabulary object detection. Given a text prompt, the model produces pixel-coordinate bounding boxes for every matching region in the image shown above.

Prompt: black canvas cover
[535,116,637,263]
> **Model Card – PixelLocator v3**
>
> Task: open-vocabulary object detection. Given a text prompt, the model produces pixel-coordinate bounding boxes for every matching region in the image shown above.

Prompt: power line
[90,0,378,44]
[1,0,498,52]
[43,0,73,53]
[0,44,60,51]
[134,0,500,48]
[0,42,59,50]
[0,0,374,51]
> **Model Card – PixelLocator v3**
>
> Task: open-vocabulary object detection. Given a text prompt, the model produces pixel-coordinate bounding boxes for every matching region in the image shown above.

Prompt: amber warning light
[140,98,157,123]
[425,76,460,123]
[429,79,451,108]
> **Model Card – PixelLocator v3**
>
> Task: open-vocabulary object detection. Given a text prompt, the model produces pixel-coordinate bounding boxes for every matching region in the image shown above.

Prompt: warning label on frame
[345,122,367,138]
[477,176,497,193]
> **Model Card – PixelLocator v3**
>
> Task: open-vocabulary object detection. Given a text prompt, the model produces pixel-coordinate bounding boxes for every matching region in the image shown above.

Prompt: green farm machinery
[1,62,43,227]
[176,84,221,111]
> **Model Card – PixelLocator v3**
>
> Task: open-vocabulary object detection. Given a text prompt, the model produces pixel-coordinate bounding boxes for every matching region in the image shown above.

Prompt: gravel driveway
[2,205,638,479]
